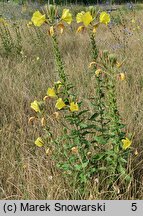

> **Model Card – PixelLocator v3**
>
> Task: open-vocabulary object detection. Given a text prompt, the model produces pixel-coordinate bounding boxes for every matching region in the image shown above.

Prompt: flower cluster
[31,80,79,115]
[76,10,110,33]
[31,6,72,36]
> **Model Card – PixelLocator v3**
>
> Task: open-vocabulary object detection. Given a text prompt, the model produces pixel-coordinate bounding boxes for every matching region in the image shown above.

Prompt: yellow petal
[93,23,99,33]
[61,9,72,24]
[57,23,65,34]
[76,25,85,33]
[35,137,44,147]
[70,102,79,112]
[30,100,41,112]
[134,149,138,156]
[55,98,66,110]
[82,11,93,27]
[88,61,96,68]
[116,60,124,68]
[48,26,54,36]
[100,12,110,25]
[95,69,102,76]
[43,96,49,101]
[31,11,46,27]
[46,148,50,155]
[76,11,85,23]
[119,73,125,81]
[54,80,62,93]
[122,138,132,150]
[47,87,57,98]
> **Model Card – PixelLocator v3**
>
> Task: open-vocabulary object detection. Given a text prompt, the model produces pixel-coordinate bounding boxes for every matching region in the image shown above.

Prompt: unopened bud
[108,54,117,65]
[41,117,46,127]
[71,146,78,154]
[28,116,36,124]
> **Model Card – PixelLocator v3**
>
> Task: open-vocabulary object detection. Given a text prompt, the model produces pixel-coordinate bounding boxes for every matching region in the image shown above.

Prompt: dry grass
[0,3,143,200]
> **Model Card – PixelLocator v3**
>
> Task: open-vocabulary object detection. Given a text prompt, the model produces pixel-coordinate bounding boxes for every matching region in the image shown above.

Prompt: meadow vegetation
[0,2,143,199]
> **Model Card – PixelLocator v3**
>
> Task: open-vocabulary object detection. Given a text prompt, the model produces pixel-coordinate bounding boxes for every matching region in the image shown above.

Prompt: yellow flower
[70,102,79,112]
[35,137,44,147]
[55,98,66,110]
[119,73,125,81]
[100,12,110,25]
[48,26,54,36]
[122,138,132,150]
[47,87,57,98]
[95,69,102,76]
[76,11,85,23]
[31,11,46,27]
[76,11,93,26]
[61,9,72,24]
[30,100,41,112]
[82,12,93,26]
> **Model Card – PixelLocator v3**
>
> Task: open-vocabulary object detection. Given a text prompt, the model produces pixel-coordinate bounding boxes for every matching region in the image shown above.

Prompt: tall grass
[0,3,143,199]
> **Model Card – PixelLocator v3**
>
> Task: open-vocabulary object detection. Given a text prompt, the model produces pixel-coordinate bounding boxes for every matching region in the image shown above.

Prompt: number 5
[131,203,137,211]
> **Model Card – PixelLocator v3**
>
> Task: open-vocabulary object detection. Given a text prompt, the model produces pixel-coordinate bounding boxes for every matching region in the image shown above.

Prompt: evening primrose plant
[29,5,132,194]
[76,7,132,190]
[89,50,132,189]
[30,5,96,190]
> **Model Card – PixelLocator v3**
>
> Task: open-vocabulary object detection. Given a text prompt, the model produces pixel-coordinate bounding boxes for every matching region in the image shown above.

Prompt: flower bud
[108,54,117,65]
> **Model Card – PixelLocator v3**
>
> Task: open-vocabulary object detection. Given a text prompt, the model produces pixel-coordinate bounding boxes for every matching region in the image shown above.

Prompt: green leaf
[80,124,98,130]
[77,110,89,117]
[94,136,107,145]
[79,123,88,129]
[118,157,127,164]
[82,162,89,169]
[92,153,105,161]
[79,173,87,183]
[98,167,107,171]
[89,112,99,120]
[118,165,126,175]
[125,174,132,183]
[81,131,95,136]
[60,164,70,171]
[74,164,82,171]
